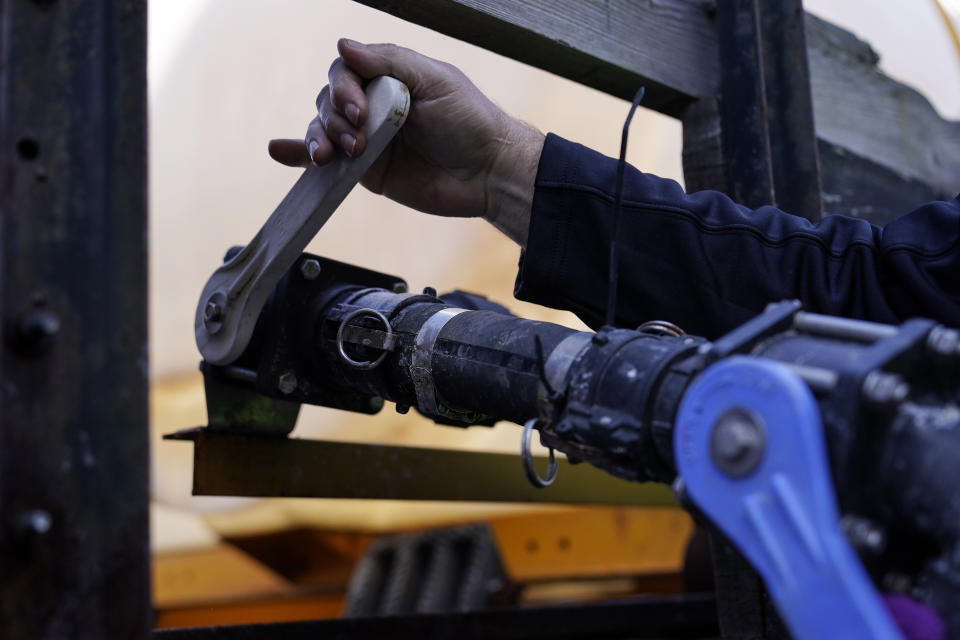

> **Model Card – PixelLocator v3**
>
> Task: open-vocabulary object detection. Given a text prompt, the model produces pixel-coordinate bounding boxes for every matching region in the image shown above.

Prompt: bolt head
[842,515,887,554]
[277,371,298,395]
[203,301,222,322]
[862,371,909,407]
[17,509,52,537]
[927,326,960,360]
[392,282,408,294]
[12,310,60,356]
[300,258,322,281]
[710,409,765,477]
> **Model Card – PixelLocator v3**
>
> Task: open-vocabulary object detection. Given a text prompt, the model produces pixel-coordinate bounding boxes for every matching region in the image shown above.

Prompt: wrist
[483,118,544,247]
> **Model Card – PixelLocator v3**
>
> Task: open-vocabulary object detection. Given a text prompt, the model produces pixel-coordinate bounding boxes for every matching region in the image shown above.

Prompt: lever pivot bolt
[710,408,766,477]
[300,258,322,281]
[203,301,223,323]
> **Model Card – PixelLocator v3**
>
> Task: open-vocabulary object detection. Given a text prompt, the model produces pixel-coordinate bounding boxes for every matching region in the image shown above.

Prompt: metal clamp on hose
[336,308,394,370]
[522,418,558,488]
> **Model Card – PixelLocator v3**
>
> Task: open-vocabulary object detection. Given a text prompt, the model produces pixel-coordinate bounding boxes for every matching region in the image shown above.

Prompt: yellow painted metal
[489,507,693,582]
[153,543,290,607]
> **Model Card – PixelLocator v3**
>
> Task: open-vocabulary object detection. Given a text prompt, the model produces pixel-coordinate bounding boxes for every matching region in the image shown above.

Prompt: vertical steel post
[0,0,150,638]
[717,0,823,222]
[708,1,822,636]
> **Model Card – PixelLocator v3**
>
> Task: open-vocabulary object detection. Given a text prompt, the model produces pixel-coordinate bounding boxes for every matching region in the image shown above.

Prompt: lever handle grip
[195,76,410,365]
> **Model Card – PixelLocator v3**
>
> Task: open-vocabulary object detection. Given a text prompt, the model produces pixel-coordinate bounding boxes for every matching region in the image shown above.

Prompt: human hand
[268,39,543,245]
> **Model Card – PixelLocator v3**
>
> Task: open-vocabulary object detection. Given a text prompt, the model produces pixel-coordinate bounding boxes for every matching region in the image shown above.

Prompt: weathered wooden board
[818,140,944,224]
[806,13,960,200]
[356,0,960,210]
[353,0,720,117]
[680,95,943,223]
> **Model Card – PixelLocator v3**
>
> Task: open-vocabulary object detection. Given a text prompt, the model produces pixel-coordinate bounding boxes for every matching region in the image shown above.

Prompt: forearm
[482,119,544,247]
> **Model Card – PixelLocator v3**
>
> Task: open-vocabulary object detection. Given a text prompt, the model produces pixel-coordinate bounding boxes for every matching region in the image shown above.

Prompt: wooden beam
[806,13,960,200]
[818,140,945,225]
[356,0,960,210]
[681,97,949,223]
[353,0,720,117]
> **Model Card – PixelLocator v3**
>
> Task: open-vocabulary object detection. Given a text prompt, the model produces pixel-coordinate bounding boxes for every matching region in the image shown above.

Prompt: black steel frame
[0,0,150,638]
[710,1,820,636]
[153,594,720,640]
[717,0,823,222]
[0,0,840,638]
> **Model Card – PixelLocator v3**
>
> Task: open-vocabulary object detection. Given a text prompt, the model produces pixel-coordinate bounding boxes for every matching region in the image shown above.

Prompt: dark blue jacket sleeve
[514,134,960,338]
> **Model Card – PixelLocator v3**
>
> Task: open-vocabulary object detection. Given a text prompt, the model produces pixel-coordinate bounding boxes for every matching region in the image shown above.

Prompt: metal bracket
[194,76,410,365]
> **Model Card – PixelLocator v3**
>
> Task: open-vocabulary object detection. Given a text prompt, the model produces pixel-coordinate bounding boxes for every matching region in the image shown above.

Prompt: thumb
[337,39,428,92]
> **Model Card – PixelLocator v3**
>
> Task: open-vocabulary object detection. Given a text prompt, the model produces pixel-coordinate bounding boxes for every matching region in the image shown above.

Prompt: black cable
[605,86,646,328]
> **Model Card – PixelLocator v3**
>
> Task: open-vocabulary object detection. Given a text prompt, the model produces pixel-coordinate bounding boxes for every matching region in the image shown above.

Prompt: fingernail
[340,133,356,157]
[345,103,360,126]
[308,140,320,165]
[341,38,362,49]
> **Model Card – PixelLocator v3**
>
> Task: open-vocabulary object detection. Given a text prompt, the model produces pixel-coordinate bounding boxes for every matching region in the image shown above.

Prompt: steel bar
[154,593,718,639]
[166,429,678,506]
[0,0,150,638]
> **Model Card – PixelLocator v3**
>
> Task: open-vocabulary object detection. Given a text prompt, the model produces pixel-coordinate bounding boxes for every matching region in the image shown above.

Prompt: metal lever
[674,357,903,640]
[195,76,410,365]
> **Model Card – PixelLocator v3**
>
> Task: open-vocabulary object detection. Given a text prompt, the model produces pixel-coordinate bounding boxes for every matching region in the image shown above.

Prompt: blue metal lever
[674,356,903,640]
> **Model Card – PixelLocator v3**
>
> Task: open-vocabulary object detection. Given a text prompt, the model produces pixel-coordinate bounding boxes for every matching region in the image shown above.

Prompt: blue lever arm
[674,356,903,640]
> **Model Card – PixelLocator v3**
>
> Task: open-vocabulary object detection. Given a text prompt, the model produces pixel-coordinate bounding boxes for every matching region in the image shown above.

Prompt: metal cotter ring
[336,307,394,371]
[521,418,559,488]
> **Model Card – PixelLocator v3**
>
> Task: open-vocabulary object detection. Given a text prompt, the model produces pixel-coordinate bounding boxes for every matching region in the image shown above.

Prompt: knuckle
[379,43,403,60]
[315,85,330,111]
[329,84,347,110]
[327,57,342,77]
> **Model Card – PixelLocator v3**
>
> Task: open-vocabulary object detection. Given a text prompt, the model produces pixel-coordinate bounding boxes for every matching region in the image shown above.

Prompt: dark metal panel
[166,429,678,506]
[0,0,150,638]
[716,0,823,221]
[154,594,719,639]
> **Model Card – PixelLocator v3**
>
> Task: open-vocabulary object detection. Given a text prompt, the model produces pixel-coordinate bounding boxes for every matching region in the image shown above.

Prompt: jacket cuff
[513,133,615,314]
